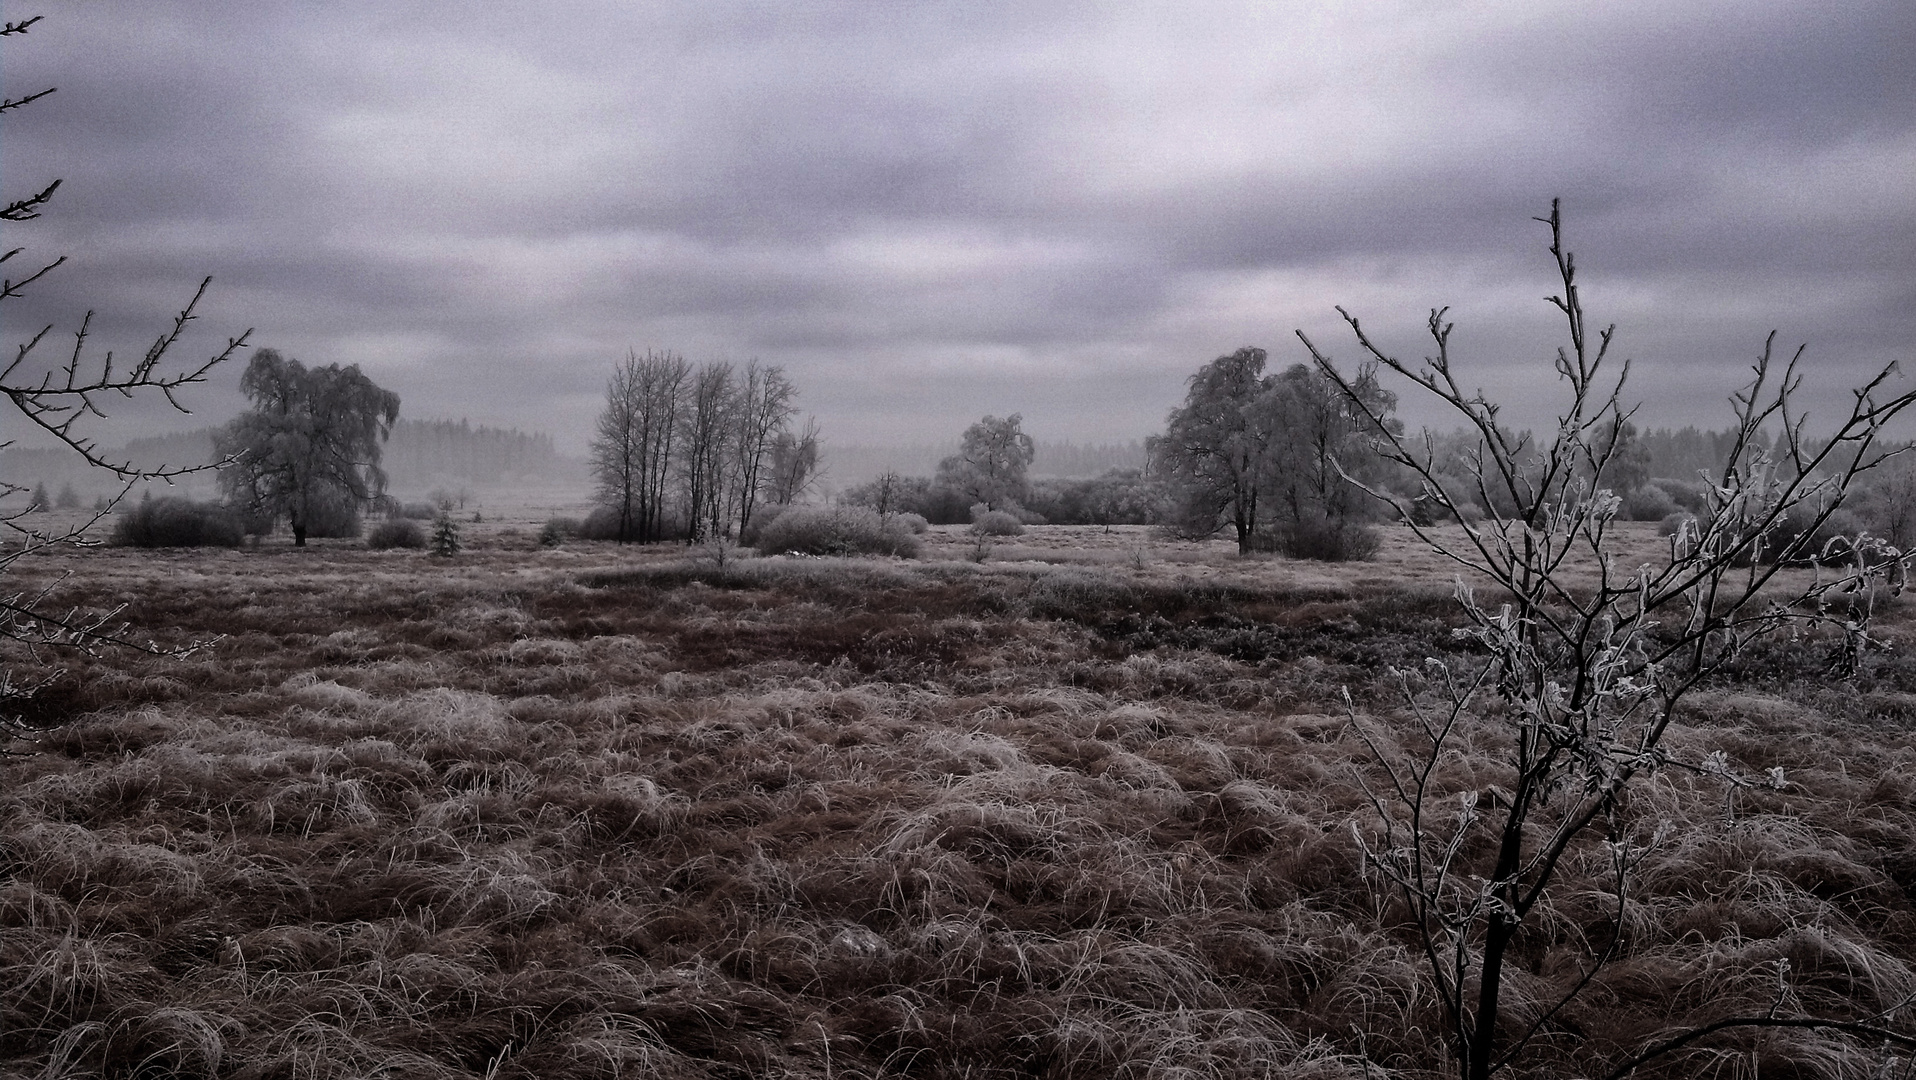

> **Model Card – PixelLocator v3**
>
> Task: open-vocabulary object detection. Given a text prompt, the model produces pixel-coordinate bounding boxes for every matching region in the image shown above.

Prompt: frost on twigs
[1307,201,1916,1079]
[2,16,246,743]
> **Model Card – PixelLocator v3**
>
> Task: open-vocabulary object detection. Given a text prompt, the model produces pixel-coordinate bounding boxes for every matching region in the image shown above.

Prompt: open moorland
[6,516,1916,1078]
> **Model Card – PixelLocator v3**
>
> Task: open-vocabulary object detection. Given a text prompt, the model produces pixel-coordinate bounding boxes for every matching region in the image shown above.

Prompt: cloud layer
[7,1,1913,450]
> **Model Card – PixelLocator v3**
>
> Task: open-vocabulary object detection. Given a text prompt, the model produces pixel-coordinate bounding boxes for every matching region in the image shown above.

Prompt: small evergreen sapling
[430,511,463,557]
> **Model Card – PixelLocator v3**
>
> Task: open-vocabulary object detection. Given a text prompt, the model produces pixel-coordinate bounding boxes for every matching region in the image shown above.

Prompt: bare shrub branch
[1303,199,1916,1079]
[2,15,247,743]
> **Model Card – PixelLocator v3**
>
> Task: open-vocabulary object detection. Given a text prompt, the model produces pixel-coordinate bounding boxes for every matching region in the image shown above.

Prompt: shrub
[1407,493,1484,526]
[111,498,245,548]
[1649,476,1710,514]
[1766,505,1864,565]
[970,509,1025,537]
[1656,511,1696,537]
[367,519,426,550]
[539,516,582,547]
[578,506,626,541]
[739,504,785,547]
[894,512,930,534]
[1620,483,1679,521]
[751,505,921,557]
[1273,515,1381,562]
[396,501,437,520]
[578,506,687,543]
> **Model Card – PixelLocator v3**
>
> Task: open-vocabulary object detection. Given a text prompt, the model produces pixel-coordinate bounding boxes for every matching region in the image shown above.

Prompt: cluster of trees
[6,346,411,549]
[1150,346,1397,557]
[1145,344,1898,563]
[15,481,80,512]
[840,413,1164,529]
[1023,469,1161,529]
[822,439,1147,493]
[589,349,817,544]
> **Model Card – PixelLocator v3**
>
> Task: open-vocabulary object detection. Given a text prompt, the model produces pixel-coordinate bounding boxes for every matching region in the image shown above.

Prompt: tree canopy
[1152,347,1394,556]
[936,414,1035,512]
[216,349,400,546]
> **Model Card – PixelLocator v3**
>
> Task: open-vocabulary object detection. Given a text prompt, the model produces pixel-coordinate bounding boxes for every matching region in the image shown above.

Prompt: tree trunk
[1467,917,1516,1080]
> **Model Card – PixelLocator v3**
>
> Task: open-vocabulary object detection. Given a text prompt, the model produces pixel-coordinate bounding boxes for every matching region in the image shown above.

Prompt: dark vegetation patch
[109,496,245,548]
[576,559,1469,676]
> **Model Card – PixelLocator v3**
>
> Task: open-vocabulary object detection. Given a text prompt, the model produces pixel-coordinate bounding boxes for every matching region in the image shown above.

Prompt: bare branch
[2,16,245,739]
[1309,202,1916,1079]
[1600,1009,1916,1080]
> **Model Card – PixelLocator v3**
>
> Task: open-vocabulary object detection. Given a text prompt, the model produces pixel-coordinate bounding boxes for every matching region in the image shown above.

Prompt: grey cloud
[4,1,1912,455]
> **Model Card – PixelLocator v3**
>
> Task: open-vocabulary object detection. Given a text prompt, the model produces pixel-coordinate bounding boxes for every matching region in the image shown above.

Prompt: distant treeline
[123,430,220,471]
[824,439,1147,489]
[1633,426,1760,482]
[2,419,578,501]
[382,419,570,487]
[119,421,573,486]
[1032,440,1150,478]
[0,420,1783,508]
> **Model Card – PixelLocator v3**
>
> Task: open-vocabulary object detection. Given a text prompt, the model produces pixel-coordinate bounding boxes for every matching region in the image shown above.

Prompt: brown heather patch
[3,523,1916,1077]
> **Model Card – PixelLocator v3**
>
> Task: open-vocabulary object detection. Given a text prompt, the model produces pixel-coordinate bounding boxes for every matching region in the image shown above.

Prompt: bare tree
[766,418,820,508]
[866,470,902,517]
[590,349,688,543]
[1855,445,1916,549]
[591,353,644,543]
[679,360,736,543]
[1299,201,1916,1079]
[2,15,248,737]
[728,360,798,538]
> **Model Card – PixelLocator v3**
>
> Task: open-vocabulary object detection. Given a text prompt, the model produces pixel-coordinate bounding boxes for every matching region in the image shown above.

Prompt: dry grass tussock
[4,523,1916,1076]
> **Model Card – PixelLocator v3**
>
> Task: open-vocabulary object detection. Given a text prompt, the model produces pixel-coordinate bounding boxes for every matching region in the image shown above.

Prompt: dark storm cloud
[4,0,1912,452]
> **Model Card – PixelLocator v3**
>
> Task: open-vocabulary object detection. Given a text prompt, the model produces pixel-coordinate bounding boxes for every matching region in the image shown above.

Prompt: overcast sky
[6,1,1913,453]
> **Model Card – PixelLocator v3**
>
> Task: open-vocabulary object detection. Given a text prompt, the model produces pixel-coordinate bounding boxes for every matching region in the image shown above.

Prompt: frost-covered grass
[4,525,1916,1077]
